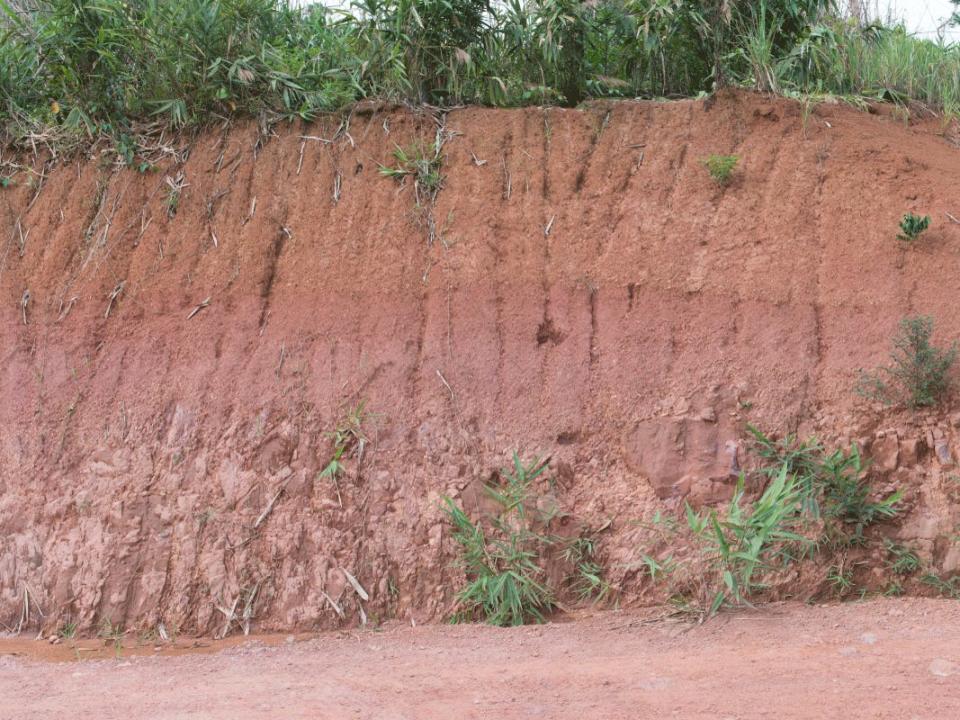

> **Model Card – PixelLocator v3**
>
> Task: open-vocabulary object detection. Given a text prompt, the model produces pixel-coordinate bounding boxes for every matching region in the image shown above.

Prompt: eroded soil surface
[2,598,959,719]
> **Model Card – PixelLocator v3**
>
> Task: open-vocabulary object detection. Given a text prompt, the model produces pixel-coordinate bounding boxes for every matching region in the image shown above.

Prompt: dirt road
[2,598,959,719]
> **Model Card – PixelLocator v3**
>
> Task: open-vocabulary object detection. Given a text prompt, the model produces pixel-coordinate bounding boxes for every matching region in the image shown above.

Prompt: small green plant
[58,621,78,639]
[443,454,557,626]
[856,316,957,408]
[922,572,960,599]
[562,534,611,602]
[701,154,739,185]
[818,444,901,546]
[897,212,931,242]
[164,173,186,218]
[98,618,125,657]
[827,562,855,596]
[318,402,370,508]
[748,426,902,546]
[0,176,13,188]
[639,552,678,582]
[884,539,920,576]
[380,142,444,208]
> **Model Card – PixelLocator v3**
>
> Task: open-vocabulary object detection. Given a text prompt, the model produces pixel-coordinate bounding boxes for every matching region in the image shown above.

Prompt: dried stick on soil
[275,343,285,380]
[321,591,345,620]
[215,597,239,639]
[104,281,125,318]
[342,570,369,601]
[946,212,960,225]
[253,480,289,529]
[241,581,264,636]
[186,297,210,319]
[544,215,555,237]
[57,296,78,322]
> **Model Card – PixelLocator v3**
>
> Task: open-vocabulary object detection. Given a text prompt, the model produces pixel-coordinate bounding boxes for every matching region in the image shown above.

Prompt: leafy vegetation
[702,154,739,185]
[685,467,809,614]
[857,316,957,408]
[562,533,611,603]
[884,539,920,576]
[650,426,906,617]
[379,140,444,207]
[1,1,959,156]
[443,454,558,626]
[898,212,931,242]
[318,402,370,507]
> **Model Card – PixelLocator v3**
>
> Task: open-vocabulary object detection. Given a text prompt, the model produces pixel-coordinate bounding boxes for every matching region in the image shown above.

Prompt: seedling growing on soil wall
[884,539,920,576]
[443,454,557,626]
[318,402,370,507]
[562,534,611,602]
[380,143,444,207]
[701,154,739,185]
[856,316,957,408]
[897,212,930,241]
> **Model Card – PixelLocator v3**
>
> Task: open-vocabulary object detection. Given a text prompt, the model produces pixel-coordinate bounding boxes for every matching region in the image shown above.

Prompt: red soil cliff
[2,91,960,634]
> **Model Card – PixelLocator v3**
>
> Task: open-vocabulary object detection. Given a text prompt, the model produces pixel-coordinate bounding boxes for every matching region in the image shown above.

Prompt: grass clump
[897,212,931,242]
[684,466,808,614]
[856,316,957,408]
[701,154,739,185]
[653,426,904,617]
[562,533,611,603]
[379,141,444,207]
[884,539,920,576]
[443,453,557,626]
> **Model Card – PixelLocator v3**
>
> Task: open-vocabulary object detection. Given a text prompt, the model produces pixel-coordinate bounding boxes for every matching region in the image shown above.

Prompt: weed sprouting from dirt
[884,539,920,576]
[701,154,739,185]
[98,618,125,657]
[897,212,931,242]
[562,534,611,603]
[379,126,451,243]
[380,143,444,205]
[57,621,77,639]
[856,316,957,408]
[317,402,371,508]
[443,454,557,626]
[922,573,960,599]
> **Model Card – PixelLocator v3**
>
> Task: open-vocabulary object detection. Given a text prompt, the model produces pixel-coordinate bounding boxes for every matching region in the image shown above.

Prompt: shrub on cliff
[856,316,957,408]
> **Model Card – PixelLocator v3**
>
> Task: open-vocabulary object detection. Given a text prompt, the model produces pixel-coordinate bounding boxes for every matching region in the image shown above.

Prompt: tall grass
[0,0,957,155]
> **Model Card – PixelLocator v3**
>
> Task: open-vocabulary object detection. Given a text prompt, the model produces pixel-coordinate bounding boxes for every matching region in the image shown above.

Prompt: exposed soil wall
[3,90,960,635]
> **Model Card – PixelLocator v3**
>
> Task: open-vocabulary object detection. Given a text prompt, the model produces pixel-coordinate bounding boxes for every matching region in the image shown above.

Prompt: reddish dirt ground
[2,599,960,719]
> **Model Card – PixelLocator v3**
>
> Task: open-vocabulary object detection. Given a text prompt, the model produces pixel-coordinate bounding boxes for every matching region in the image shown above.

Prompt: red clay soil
[3,598,960,719]
[3,90,960,635]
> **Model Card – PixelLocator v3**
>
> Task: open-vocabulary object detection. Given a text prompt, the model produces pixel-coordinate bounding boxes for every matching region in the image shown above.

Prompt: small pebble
[929,659,957,677]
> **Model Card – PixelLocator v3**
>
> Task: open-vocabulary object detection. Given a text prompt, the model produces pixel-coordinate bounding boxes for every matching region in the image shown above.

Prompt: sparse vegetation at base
[857,316,957,408]
[644,426,905,618]
[1,1,959,158]
[443,454,558,626]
